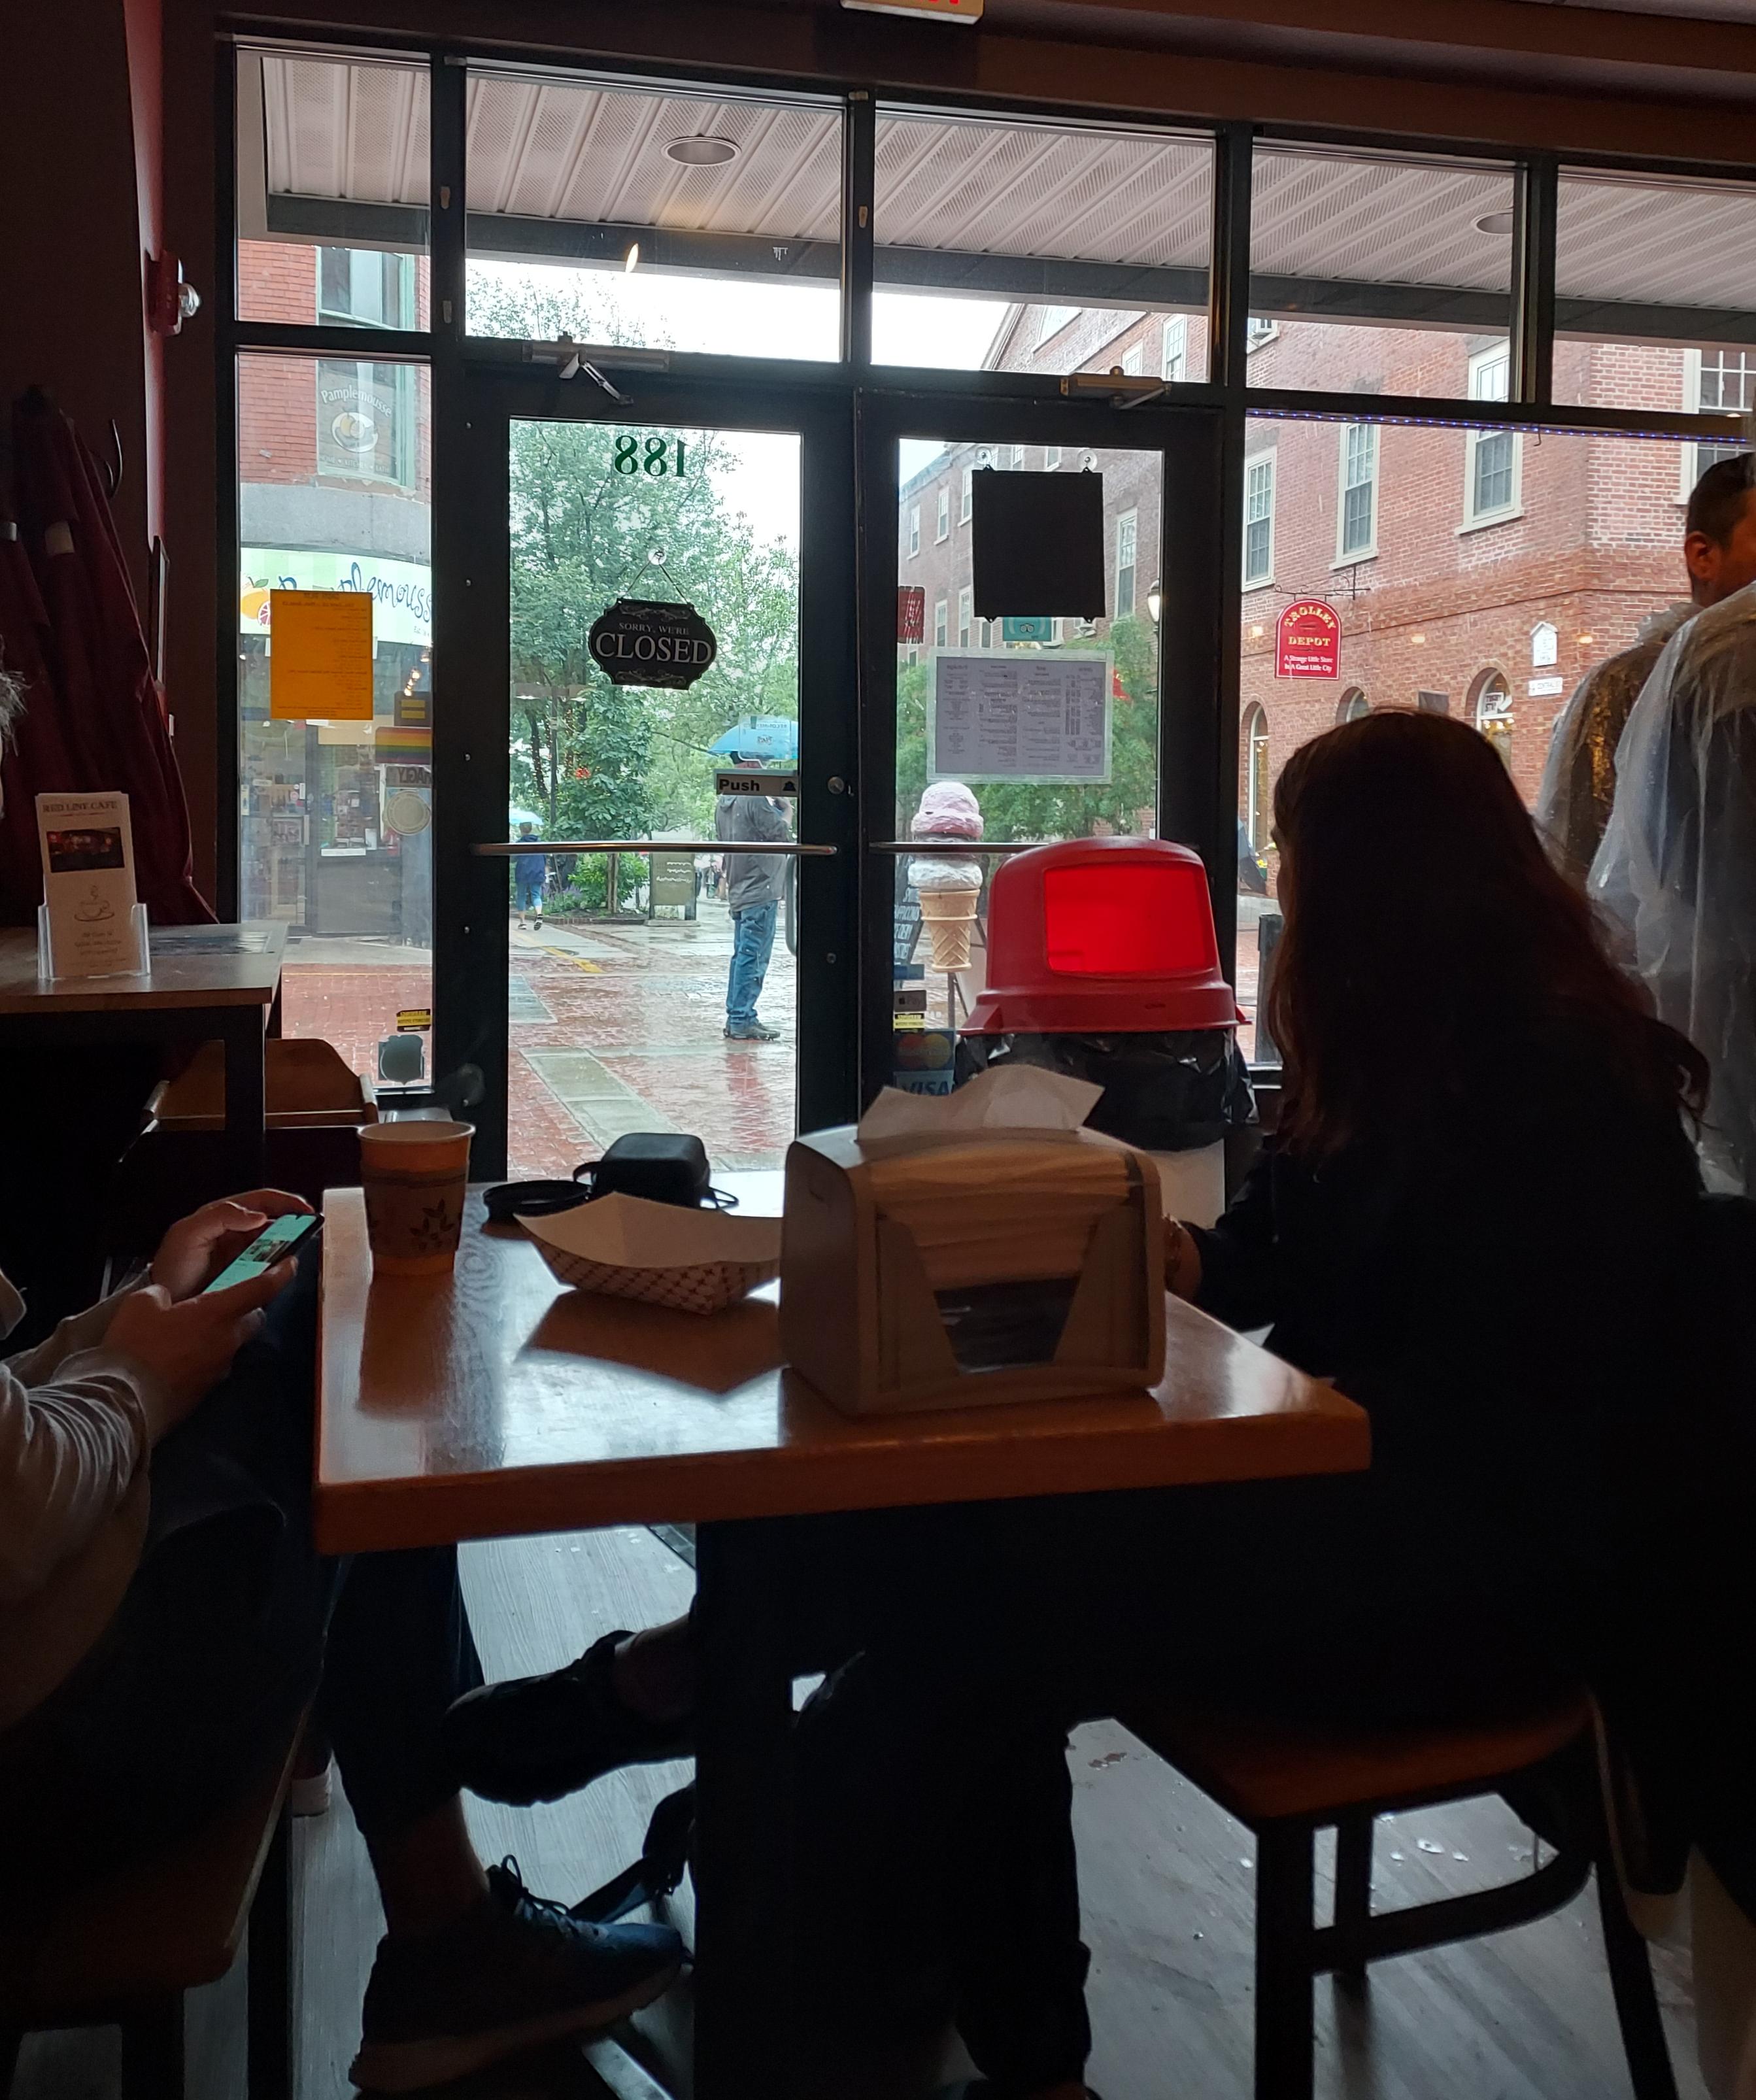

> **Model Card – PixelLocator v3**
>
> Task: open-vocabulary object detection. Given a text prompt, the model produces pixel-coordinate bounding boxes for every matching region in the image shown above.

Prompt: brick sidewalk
[280,902,798,1176]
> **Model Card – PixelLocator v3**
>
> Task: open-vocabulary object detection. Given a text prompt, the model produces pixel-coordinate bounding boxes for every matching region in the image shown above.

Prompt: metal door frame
[439,366,859,1176]
[853,388,1228,1111]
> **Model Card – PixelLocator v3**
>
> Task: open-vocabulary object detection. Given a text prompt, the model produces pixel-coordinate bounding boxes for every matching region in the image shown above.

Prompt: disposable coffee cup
[359,1120,474,1276]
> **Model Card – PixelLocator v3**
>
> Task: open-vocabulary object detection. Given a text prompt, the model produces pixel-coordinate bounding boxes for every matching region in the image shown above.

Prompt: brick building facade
[920,297,1746,862]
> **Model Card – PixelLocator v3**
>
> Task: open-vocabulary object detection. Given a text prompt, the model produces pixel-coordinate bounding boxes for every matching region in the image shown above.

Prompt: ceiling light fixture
[665,135,740,167]
[1475,211,1516,235]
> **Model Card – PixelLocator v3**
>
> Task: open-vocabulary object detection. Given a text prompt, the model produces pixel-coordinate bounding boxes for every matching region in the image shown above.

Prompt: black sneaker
[443,1630,694,1808]
[349,1857,683,2093]
[722,1023,780,1042]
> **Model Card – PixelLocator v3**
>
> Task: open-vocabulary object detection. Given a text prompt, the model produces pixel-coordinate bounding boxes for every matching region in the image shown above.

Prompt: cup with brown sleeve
[358,1120,475,1276]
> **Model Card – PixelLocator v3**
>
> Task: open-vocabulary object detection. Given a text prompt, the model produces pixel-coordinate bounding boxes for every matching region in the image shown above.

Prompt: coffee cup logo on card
[1275,599,1341,680]
[588,599,717,690]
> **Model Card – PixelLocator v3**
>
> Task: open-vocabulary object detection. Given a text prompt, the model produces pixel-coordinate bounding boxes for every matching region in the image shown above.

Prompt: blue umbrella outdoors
[706,716,798,763]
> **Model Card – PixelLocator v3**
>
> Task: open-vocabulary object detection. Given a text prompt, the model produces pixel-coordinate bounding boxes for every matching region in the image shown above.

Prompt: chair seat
[1120,1685,1593,1825]
[0,1727,300,2024]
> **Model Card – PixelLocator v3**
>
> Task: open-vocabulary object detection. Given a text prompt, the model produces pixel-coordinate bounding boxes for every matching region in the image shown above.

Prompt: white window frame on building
[1464,345,1521,527]
[1009,443,1027,469]
[1035,305,1081,348]
[977,616,992,649]
[1473,668,1515,767]
[1244,705,1271,852]
[1121,342,1145,375]
[1682,347,1756,496]
[1245,315,1278,352]
[1336,688,1370,724]
[957,585,973,646]
[1335,423,1379,563]
[1243,453,1275,588]
[960,465,973,523]
[936,485,951,541]
[908,504,920,556]
[934,597,949,647]
[1162,315,1188,384]
[1049,617,1065,645]
[1045,445,1062,469]
[1115,507,1138,619]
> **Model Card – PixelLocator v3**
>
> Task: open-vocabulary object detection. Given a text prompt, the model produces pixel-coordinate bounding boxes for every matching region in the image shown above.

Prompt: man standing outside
[1542,453,1756,889]
[1592,451,1756,1192]
[511,821,545,932]
[715,764,790,1043]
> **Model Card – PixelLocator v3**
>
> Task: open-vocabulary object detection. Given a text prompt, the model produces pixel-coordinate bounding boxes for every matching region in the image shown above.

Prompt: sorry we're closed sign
[1275,600,1340,679]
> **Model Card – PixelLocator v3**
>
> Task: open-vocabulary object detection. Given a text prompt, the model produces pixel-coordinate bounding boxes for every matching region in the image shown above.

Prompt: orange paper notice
[269,590,374,721]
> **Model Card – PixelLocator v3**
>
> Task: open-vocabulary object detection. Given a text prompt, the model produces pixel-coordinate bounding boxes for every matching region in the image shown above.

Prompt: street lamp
[1146,579,1162,624]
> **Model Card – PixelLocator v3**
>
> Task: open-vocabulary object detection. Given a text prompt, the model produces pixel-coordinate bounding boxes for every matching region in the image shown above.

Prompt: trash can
[960,839,1253,1226]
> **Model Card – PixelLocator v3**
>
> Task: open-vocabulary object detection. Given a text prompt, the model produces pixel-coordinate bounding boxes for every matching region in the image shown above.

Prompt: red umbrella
[12,390,211,924]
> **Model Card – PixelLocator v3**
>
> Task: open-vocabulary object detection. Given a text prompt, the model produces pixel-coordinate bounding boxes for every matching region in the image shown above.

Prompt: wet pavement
[280,899,798,1176]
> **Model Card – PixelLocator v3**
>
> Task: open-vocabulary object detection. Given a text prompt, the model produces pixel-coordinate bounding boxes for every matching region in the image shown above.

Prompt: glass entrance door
[444,376,856,1177]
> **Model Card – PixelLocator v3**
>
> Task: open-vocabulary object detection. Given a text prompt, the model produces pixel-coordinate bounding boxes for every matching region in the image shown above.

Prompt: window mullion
[1511,154,1559,405]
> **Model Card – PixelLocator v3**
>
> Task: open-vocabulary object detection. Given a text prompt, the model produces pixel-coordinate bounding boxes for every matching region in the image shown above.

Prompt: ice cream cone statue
[909,781,985,972]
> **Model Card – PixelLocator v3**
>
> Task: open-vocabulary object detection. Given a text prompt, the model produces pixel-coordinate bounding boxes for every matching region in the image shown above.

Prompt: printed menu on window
[929,650,1112,784]
[36,791,142,977]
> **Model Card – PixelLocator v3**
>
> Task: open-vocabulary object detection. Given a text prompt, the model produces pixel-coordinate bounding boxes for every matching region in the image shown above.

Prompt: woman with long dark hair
[450,712,1710,2099]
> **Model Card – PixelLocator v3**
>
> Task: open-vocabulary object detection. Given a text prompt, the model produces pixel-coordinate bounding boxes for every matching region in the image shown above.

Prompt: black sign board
[894,890,923,970]
[971,468,1106,620]
[588,598,718,689]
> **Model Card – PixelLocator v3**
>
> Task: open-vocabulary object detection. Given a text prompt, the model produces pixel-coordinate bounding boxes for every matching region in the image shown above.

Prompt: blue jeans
[726,900,779,1033]
[515,875,543,913]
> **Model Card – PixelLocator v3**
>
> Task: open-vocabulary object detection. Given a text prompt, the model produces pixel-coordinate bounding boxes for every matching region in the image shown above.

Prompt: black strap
[570,1782,695,1925]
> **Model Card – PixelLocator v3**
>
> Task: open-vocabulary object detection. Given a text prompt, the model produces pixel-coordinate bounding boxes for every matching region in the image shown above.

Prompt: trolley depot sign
[588,598,718,689]
[1275,598,1341,680]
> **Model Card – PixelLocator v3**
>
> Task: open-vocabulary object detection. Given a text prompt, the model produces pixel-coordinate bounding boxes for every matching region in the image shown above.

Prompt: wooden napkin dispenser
[781,1125,1165,1416]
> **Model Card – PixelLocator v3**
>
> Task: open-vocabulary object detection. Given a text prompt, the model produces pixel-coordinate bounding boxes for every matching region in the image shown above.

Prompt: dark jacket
[715,795,789,911]
[1190,1021,1704,1587]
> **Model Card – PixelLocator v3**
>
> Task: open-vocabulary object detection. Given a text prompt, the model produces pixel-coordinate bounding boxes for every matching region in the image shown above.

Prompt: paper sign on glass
[36,792,141,978]
[269,590,375,720]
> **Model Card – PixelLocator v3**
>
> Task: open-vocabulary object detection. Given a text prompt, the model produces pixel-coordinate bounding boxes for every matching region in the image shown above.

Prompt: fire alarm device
[146,254,202,337]
[841,0,982,17]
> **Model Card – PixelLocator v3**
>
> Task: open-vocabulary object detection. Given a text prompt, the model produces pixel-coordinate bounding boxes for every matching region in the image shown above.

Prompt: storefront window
[1555,171,1756,413]
[1249,146,1517,399]
[235,49,430,330]
[893,437,1162,1034]
[236,352,433,1082]
[464,69,841,360]
[873,107,1212,378]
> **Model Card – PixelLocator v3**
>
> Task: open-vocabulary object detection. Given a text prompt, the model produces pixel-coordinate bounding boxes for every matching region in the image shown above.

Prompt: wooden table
[317,1178,1368,2098]
[0,921,286,1185]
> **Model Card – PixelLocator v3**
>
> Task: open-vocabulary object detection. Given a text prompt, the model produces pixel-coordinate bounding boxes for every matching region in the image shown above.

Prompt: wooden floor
[13,1521,1708,2100]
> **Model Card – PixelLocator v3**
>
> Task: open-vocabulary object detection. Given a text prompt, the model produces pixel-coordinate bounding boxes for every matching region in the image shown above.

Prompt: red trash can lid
[964,838,1242,1036]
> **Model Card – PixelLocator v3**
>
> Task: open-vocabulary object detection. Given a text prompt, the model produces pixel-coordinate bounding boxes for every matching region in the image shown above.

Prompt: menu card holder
[37,902,150,982]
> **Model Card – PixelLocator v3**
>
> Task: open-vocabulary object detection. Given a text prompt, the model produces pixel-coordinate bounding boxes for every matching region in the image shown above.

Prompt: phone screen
[202,1211,321,1294]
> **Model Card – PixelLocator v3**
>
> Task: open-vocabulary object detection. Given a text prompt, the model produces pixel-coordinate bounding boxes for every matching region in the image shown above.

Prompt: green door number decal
[613,433,688,478]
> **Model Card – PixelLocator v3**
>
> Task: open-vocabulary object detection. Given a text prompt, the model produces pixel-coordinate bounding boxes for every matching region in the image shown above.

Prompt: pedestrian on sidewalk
[715,770,788,1042]
[511,821,546,931]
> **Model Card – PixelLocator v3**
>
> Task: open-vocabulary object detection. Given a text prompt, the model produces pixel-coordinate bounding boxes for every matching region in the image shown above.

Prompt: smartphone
[202,1211,322,1294]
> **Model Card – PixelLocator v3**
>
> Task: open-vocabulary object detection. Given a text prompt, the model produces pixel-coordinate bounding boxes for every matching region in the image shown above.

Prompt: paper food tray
[521,1193,782,1315]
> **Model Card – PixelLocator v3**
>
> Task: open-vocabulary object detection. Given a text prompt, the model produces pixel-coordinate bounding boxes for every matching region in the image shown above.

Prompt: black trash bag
[958,1030,1255,1153]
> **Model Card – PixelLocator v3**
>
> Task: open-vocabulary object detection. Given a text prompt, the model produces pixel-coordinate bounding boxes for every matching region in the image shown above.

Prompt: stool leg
[1333,1813,1374,1992]
[248,1806,294,2100]
[1255,1823,1317,2100]
[1595,1863,1679,2100]
[121,1996,185,2100]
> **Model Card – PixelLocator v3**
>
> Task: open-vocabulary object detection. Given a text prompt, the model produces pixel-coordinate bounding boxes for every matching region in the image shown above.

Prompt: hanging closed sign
[588,599,717,689]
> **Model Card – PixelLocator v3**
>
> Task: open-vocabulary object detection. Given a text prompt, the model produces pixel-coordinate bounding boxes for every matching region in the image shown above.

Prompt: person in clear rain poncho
[1592,452,1756,1194]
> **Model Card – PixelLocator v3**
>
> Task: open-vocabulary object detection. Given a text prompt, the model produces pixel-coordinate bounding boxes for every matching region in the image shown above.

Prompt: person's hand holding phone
[152,1189,314,1301]
[106,1266,294,1439]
